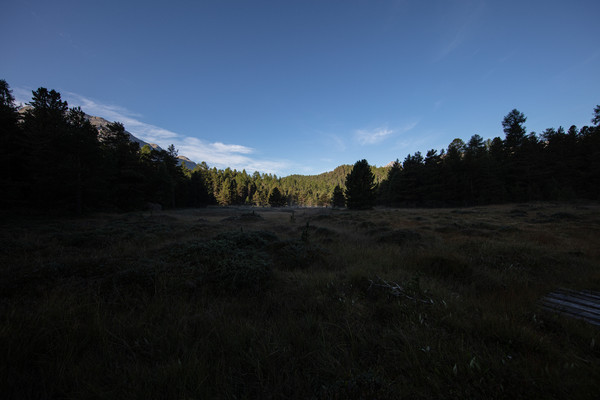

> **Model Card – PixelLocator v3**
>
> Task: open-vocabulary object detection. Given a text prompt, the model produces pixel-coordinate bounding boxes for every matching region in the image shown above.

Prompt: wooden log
[541,289,600,327]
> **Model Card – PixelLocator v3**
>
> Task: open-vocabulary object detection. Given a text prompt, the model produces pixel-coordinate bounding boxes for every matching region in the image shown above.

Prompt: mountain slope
[86,115,197,170]
[18,106,197,170]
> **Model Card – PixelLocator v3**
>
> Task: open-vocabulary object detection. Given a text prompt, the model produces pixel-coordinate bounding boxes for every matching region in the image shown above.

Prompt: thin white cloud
[323,134,347,152]
[61,92,289,174]
[330,134,347,152]
[65,92,143,118]
[400,121,419,133]
[356,127,395,145]
[65,92,179,143]
[13,87,33,107]
[356,121,418,145]
[393,128,444,157]
[436,31,465,61]
[434,0,485,62]
[211,142,254,155]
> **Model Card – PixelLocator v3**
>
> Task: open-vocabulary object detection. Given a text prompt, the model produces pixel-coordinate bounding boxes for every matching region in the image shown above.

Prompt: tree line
[1,81,190,213]
[376,107,600,207]
[0,80,390,212]
[1,79,598,213]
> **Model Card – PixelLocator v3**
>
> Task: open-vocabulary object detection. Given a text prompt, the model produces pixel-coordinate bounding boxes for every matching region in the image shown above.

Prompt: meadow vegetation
[1,203,600,399]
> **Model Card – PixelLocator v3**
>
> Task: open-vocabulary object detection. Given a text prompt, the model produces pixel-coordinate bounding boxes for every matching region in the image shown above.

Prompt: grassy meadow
[1,203,600,399]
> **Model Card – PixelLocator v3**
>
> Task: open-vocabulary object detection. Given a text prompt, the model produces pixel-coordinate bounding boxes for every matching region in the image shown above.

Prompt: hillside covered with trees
[1,79,599,213]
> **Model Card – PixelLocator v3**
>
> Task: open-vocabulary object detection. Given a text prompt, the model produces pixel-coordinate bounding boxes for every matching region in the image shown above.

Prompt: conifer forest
[2,80,599,213]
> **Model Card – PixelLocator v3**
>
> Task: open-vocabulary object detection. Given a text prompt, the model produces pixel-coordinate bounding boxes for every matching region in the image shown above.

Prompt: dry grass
[1,203,600,399]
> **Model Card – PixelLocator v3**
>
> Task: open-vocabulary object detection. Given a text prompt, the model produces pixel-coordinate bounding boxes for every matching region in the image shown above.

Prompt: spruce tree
[502,109,527,153]
[268,187,286,207]
[344,159,376,209]
[63,106,102,213]
[0,80,21,207]
[102,121,144,210]
[331,185,345,208]
[21,87,70,209]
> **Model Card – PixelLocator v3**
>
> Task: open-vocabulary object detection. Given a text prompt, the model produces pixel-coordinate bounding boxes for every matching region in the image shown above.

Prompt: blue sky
[2,0,599,176]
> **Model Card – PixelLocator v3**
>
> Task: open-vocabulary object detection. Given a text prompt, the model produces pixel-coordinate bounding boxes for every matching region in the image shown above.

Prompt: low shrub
[272,239,326,270]
[169,230,278,292]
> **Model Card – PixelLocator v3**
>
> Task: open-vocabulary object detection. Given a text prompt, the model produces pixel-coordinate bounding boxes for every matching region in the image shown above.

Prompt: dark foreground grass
[1,203,600,399]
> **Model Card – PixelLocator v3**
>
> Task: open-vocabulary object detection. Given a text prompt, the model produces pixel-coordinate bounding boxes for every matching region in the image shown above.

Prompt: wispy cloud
[356,121,418,145]
[434,0,486,62]
[393,128,445,157]
[62,92,289,174]
[327,134,347,152]
[13,87,33,107]
[65,92,179,143]
[356,127,395,145]
[436,31,466,62]
[552,49,600,85]
[177,137,288,173]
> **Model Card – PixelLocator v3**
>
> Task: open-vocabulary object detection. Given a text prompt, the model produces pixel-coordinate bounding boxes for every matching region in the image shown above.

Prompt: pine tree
[63,106,102,213]
[502,109,527,153]
[331,185,345,208]
[21,87,70,208]
[0,80,21,207]
[268,187,286,207]
[101,121,145,210]
[344,159,376,209]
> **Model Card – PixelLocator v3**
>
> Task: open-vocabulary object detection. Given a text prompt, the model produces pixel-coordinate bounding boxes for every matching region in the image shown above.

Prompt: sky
[2,0,599,176]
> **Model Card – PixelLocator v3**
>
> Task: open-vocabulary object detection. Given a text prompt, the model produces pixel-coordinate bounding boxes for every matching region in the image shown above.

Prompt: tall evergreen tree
[0,80,21,207]
[592,105,600,126]
[399,152,424,205]
[502,109,527,153]
[345,159,376,209]
[63,106,102,213]
[501,109,531,201]
[101,122,145,210]
[464,134,489,204]
[331,184,345,208]
[378,160,402,206]
[21,88,70,209]
[268,187,286,207]
[189,167,214,206]
[422,150,443,205]
[581,106,600,199]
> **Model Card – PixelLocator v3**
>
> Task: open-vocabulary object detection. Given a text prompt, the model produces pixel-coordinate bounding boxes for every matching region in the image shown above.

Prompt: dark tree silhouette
[63,106,102,213]
[101,121,145,210]
[268,187,286,207]
[331,184,345,208]
[592,105,600,126]
[502,109,527,152]
[0,80,21,207]
[21,88,71,209]
[378,160,403,206]
[345,159,376,209]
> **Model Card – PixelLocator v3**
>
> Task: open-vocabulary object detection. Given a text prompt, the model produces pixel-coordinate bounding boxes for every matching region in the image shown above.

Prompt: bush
[272,239,326,270]
[169,230,278,292]
[200,250,272,291]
